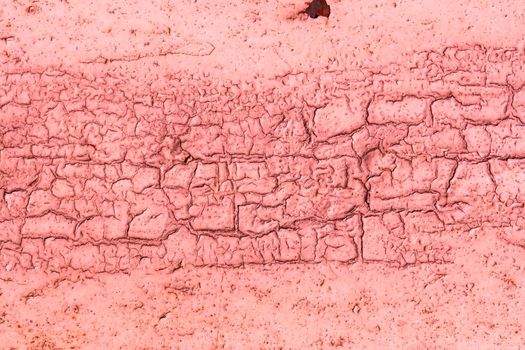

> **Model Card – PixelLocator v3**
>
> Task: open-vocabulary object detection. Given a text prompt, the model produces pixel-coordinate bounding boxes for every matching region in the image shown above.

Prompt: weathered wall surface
[1,48,525,273]
[1,0,525,349]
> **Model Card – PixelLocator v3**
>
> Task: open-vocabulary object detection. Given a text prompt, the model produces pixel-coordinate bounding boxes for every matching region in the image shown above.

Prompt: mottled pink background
[1,0,525,349]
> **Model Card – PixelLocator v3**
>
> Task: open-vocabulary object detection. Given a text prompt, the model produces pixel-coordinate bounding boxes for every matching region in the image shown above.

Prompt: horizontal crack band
[1,45,525,274]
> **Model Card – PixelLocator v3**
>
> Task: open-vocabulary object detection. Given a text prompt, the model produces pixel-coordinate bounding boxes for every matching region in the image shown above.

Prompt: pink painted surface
[1,0,525,348]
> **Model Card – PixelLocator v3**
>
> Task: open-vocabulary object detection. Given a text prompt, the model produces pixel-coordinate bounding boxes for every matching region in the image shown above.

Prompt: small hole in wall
[300,0,331,19]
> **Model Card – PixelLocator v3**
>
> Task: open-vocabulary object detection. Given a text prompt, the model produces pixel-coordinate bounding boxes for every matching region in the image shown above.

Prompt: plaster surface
[1,0,525,348]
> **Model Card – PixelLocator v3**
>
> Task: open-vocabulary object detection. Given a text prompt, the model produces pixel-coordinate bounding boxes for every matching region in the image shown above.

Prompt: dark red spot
[303,0,331,19]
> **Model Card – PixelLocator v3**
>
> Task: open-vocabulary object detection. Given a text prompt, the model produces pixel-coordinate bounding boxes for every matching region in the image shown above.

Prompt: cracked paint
[0,0,525,349]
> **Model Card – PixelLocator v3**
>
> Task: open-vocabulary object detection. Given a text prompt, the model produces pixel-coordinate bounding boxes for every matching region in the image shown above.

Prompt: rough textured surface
[1,0,525,349]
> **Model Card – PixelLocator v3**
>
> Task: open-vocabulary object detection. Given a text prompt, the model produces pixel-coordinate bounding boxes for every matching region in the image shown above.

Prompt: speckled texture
[1,0,525,349]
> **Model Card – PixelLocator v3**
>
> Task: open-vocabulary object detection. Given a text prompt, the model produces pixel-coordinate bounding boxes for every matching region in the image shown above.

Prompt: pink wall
[1,0,525,348]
